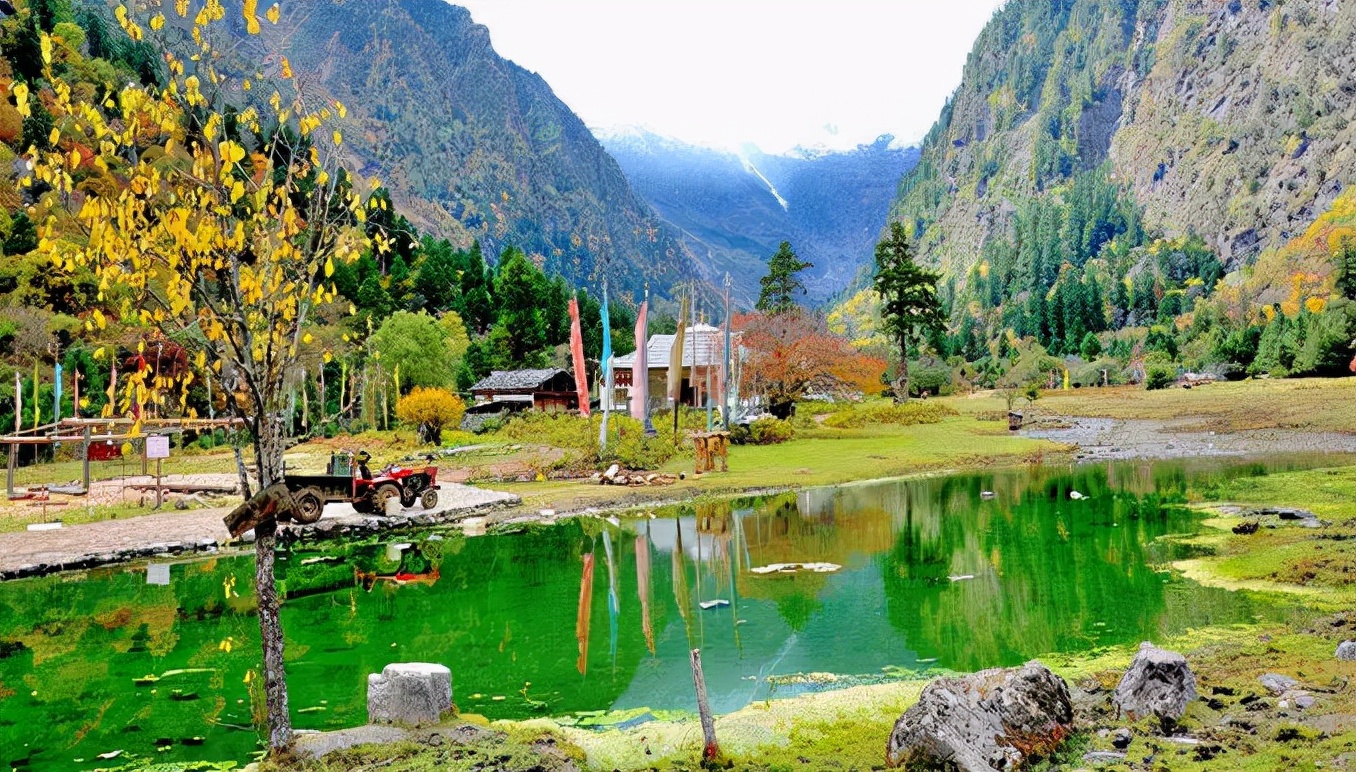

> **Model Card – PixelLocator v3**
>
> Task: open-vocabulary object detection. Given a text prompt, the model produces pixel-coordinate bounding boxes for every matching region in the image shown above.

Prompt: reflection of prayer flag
[635,535,654,655]
[569,298,590,417]
[602,531,619,665]
[576,553,595,676]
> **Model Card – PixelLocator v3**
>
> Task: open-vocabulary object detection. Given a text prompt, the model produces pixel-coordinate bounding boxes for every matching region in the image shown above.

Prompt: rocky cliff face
[241,0,698,297]
[891,0,1354,278]
[1109,0,1354,269]
[600,129,917,306]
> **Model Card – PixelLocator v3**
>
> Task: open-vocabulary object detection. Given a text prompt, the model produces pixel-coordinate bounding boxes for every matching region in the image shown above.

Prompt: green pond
[0,455,1336,770]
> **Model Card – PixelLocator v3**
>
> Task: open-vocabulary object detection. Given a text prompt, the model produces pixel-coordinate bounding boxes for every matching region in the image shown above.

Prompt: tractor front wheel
[372,483,402,516]
[420,488,439,510]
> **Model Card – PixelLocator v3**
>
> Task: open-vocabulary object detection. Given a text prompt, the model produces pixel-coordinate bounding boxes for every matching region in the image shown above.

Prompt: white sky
[455,0,1007,153]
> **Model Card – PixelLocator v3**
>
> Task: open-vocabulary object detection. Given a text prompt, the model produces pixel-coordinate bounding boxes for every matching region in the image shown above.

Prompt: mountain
[598,128,918,306]
[833,0,1355,371]
[892,0,1353,277]
[234,0,698,297]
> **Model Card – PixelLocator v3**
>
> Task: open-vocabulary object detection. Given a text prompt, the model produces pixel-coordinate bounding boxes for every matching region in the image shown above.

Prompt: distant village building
[469,368,579,410]
[610,324,738,414]
[462,368,579,432]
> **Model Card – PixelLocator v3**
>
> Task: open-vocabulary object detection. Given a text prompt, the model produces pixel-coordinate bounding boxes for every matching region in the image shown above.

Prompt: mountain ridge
[599,127,918,306]
[234,0,701,299]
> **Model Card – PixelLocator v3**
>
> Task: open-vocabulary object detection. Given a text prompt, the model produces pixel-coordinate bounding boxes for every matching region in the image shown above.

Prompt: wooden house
[469,368,579,411]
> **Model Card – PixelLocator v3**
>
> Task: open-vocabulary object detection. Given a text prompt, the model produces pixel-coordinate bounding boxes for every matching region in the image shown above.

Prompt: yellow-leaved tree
[396,386,466,446]
[25,0,376,752]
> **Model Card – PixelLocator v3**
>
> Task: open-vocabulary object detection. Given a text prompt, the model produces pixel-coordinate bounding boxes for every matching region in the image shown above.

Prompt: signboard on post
[146,435,170,459]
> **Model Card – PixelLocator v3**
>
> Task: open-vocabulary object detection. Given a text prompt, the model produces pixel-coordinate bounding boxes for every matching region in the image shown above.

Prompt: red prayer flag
[568,298,590,417]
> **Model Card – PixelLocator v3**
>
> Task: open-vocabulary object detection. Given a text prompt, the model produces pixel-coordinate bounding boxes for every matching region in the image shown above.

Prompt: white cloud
[454,0,1006,153]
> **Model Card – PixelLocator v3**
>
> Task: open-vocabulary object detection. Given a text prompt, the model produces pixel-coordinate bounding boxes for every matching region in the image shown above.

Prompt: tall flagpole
[722,274,733,427]
[599,279,613,451]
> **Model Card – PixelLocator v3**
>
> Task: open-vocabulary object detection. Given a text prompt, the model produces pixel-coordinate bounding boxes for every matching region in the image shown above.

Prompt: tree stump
[224,483,299,538]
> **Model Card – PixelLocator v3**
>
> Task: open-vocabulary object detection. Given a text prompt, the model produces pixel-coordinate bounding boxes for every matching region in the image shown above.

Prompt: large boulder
[1337,641,1356,661]
[367,663,453,726]
[1114,642,1197,729]
[886,661,1073,770]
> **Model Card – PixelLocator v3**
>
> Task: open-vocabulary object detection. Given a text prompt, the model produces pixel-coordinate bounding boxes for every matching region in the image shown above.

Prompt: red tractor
[282,451,439,523]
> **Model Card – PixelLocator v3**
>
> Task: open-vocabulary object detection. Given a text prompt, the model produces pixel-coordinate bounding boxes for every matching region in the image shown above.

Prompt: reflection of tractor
[355,542,441,590]
[282,451,439,523]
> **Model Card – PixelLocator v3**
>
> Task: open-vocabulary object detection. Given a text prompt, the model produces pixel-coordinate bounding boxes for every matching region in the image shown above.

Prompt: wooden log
[223,483,297,538]
[689,648,719,761]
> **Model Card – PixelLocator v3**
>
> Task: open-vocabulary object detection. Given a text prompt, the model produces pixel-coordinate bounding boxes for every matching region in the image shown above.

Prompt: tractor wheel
[293,488,325,524]
[372,483,402,516]
[420,488,439,510]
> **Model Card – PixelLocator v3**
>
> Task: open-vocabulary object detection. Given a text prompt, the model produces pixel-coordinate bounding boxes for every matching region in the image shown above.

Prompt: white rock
[367,663,453,726]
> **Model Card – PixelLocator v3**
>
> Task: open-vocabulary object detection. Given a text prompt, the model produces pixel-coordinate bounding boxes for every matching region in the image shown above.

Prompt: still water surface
[0,455,1336,769]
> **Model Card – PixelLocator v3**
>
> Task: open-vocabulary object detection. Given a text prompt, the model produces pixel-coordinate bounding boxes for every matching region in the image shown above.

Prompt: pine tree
[494,248,549,365]
[756,241,813,313]
[1336,237,1356,302]
[412,237,462,312]
[457,242,496,334]
[873,223,944,402]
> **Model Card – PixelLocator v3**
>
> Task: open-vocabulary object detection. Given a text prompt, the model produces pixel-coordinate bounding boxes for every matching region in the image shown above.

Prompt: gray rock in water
[885,660,1072,771]
[1258,673,1298,695]
[1114,642,1197,729]
[367,663,453,726]
[1337,641,1356,661]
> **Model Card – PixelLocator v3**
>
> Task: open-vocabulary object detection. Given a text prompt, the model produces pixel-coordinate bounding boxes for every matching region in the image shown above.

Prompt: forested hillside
[601,128,917,306]
[224,0,699,297]
[834,0,1355,385]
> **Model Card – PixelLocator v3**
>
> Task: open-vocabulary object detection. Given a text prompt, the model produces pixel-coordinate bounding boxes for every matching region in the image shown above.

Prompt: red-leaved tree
[737,310,886,418]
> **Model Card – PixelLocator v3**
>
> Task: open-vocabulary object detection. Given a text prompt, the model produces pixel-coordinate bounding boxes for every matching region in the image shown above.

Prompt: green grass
[1001,377,1356,433]
[502,415,1060,512]
[1170,465,1356,601]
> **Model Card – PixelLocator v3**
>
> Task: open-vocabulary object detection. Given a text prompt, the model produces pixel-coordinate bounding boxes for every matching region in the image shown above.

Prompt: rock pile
[595,464,679,487]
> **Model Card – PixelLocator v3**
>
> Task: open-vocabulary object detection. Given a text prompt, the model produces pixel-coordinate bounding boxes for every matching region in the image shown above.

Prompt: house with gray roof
[609,324,740,413]
[469,368,578,411]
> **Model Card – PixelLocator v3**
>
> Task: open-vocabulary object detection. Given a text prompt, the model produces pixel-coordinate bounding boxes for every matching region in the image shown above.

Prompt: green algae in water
[0,455,1334,770]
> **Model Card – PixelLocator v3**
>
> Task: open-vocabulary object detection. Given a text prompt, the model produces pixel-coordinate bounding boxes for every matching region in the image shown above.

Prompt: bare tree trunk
[252,415,292,752]
[233,445,253,499]
[254,520,291,750]
[893,343,910,404]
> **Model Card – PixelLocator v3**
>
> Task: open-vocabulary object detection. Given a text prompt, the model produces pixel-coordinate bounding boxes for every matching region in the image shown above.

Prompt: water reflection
[0,454,1341,770]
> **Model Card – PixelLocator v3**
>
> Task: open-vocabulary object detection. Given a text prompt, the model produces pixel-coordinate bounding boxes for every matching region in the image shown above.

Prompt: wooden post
[82,425,91,493]
[155,457,163,509]
[689,648,718,762]
[6,442,15,497]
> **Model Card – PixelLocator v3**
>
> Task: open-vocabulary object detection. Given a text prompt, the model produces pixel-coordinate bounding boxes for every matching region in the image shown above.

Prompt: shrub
[908,359,956,397]
[395,387,466,445]
[822,401,959,429]
[748,417,794,444]
[493,410,683,470]
[1144,362,1176,390]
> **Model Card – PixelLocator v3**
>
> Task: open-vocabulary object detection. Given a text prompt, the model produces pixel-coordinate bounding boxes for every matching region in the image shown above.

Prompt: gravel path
[1027,417,1356,461]
[0,482,519,579]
